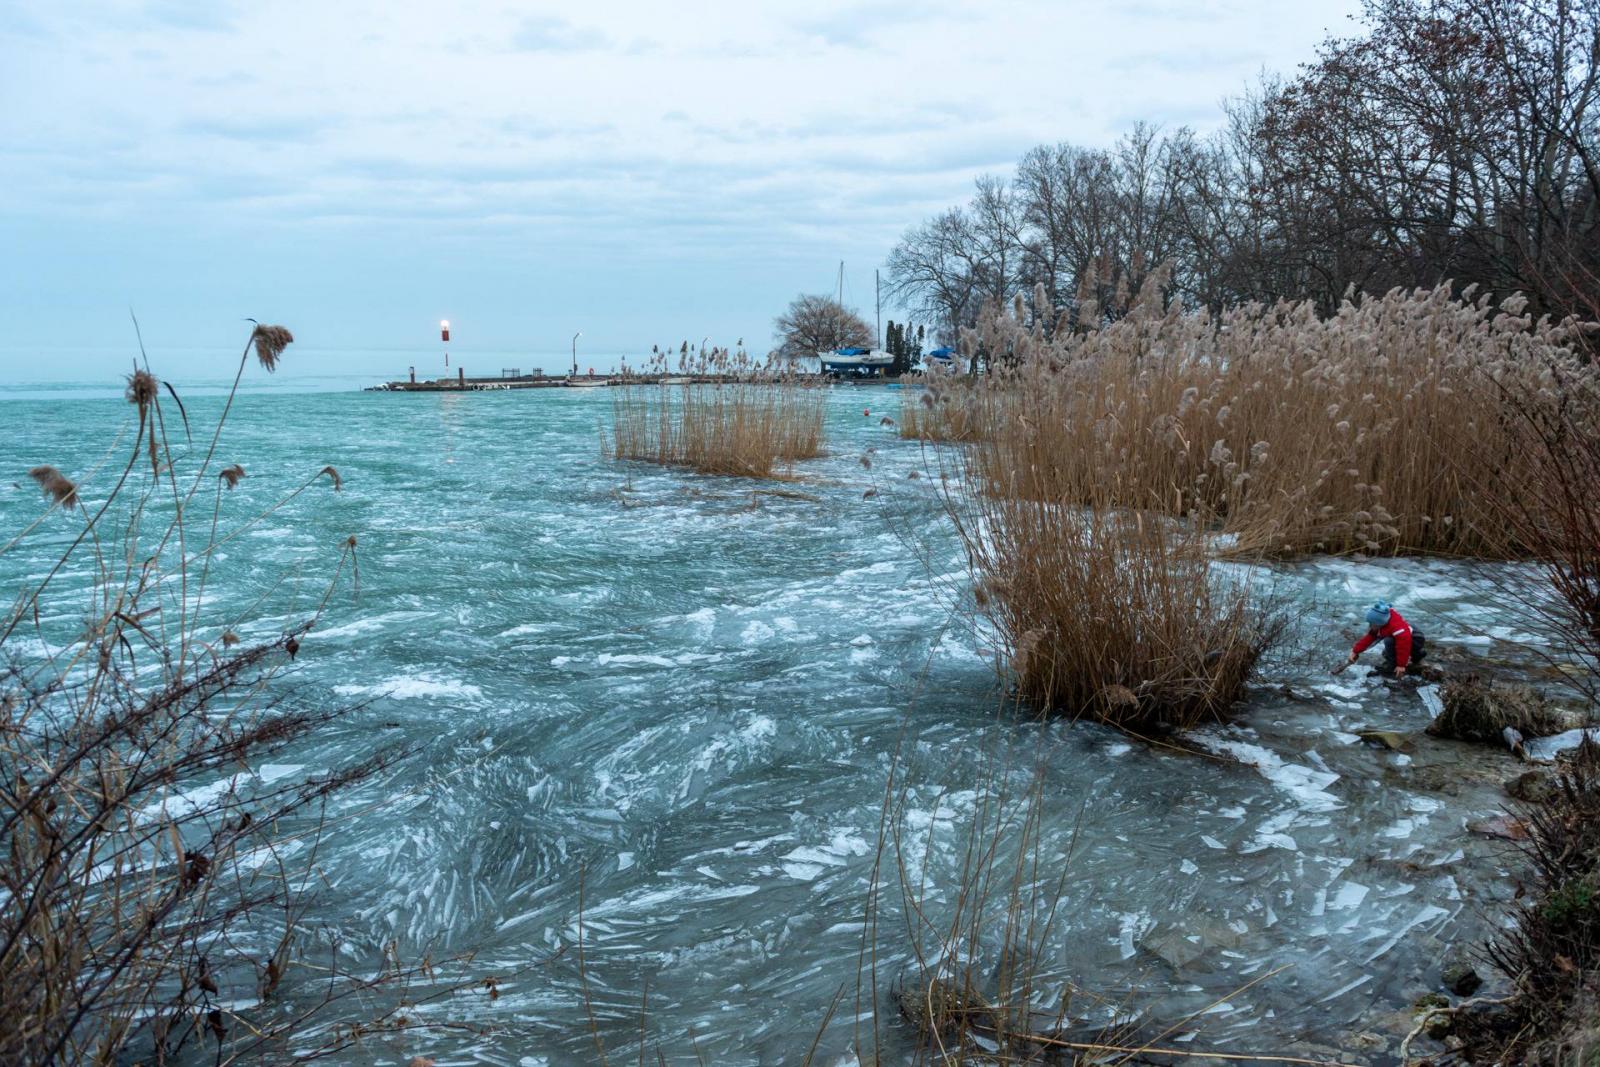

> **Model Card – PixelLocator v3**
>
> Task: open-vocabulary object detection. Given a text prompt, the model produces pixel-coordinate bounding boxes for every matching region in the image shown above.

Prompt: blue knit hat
[1365,601,1392,627]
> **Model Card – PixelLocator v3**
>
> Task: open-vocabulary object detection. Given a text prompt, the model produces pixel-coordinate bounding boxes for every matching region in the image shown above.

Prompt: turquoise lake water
[0,375,1560,1064]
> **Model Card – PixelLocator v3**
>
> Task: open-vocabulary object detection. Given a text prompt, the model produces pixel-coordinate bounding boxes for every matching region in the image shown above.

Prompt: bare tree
[885,207,986,342]
[773,293,873,360]
[886,0,1600,325]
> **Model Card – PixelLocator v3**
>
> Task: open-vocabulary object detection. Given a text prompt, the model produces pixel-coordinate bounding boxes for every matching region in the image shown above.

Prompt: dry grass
[609,346,826,478]
[964,276,1596,559]
[944,455,1279,731]
[1427,676,1581,743]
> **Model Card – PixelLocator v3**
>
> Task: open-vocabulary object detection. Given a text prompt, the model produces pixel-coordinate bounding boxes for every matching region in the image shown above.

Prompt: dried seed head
[318,465,342,491]
[126,369,158,411]
[1101,684,1138,709]
[219,464,246,489]
[221,631,240,647]
[859,455,872,470]
[252,325,294,372]
[29,465,78,509]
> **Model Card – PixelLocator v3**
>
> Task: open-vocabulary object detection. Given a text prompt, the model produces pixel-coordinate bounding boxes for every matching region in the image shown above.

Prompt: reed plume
[28,465,78,510]
[124,369,158,412]
[251,324,294,371]
[958,277,1594,559]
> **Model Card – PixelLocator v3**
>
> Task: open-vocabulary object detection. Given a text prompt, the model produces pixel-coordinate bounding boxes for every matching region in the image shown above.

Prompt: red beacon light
[440,319,451,343]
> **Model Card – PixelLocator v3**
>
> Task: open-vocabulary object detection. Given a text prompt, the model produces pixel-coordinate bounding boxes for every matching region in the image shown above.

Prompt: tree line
[887,0,1600,341]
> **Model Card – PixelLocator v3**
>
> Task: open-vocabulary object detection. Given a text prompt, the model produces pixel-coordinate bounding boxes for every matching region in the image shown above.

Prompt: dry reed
[946,458,1279,731]
[964,275,1596,559]
[609,345,826,478]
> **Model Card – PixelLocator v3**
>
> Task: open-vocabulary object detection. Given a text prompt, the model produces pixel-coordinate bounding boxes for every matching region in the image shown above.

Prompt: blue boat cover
[834,347,871,355]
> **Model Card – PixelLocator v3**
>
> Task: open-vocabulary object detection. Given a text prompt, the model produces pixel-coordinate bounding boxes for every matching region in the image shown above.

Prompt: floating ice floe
[138,762,304,823]
[780,831,871,881]
[334,675,483,701]
[1196,737,1343,813]
[1418,685,1444,719]
[1525,727,1600,761]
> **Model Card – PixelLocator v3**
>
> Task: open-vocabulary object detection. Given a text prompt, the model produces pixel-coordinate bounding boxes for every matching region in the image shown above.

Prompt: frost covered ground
[0,384,1576,1065]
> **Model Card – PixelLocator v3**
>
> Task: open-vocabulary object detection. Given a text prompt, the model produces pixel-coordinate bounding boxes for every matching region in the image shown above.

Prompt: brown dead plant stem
[0,326,465,1066]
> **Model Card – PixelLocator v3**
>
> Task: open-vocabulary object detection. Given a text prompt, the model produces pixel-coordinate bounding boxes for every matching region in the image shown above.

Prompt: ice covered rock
[1441,950,1483,996]
[1357,728,1412,752]
[1506,769,1558,804]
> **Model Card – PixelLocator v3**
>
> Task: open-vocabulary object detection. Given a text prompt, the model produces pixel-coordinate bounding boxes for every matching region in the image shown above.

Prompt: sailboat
[817,262,893,377]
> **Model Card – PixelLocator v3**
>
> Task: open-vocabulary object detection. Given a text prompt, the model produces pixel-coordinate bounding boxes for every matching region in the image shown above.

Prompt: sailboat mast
[875,269,881,348]
[837,260,843,306]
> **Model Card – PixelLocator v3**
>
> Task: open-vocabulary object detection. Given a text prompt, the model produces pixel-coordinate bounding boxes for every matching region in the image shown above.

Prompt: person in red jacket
[1336,601,1427,678]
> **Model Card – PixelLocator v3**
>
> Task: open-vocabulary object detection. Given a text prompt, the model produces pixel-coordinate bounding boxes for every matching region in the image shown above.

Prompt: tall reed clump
[0,327,444,1065]
[942,440,1279,731]
[609,342,826,478]
[966,273,1594,559]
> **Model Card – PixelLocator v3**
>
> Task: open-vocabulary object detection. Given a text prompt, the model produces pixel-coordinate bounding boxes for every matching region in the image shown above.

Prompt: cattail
[251,325,294,371]
[318,465,342,491]
[125,369,158,412]
[219,464,245,489]
[29,465,78,509]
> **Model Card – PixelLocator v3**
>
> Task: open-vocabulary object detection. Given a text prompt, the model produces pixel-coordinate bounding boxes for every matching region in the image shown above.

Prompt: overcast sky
[0,0,1359,378]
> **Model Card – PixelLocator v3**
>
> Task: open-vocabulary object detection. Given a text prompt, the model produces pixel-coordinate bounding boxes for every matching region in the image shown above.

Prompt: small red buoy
[863,409,870,417]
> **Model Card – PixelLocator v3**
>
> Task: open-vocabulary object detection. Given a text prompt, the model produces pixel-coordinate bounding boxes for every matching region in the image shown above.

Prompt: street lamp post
[571,331,582,378]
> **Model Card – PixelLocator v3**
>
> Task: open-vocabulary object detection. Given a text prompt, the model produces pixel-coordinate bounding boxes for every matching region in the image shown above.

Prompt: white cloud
[0,0,1359,357]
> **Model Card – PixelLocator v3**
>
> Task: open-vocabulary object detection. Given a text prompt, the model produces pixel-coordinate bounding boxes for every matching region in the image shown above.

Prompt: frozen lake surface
[1,383,1568,1065]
